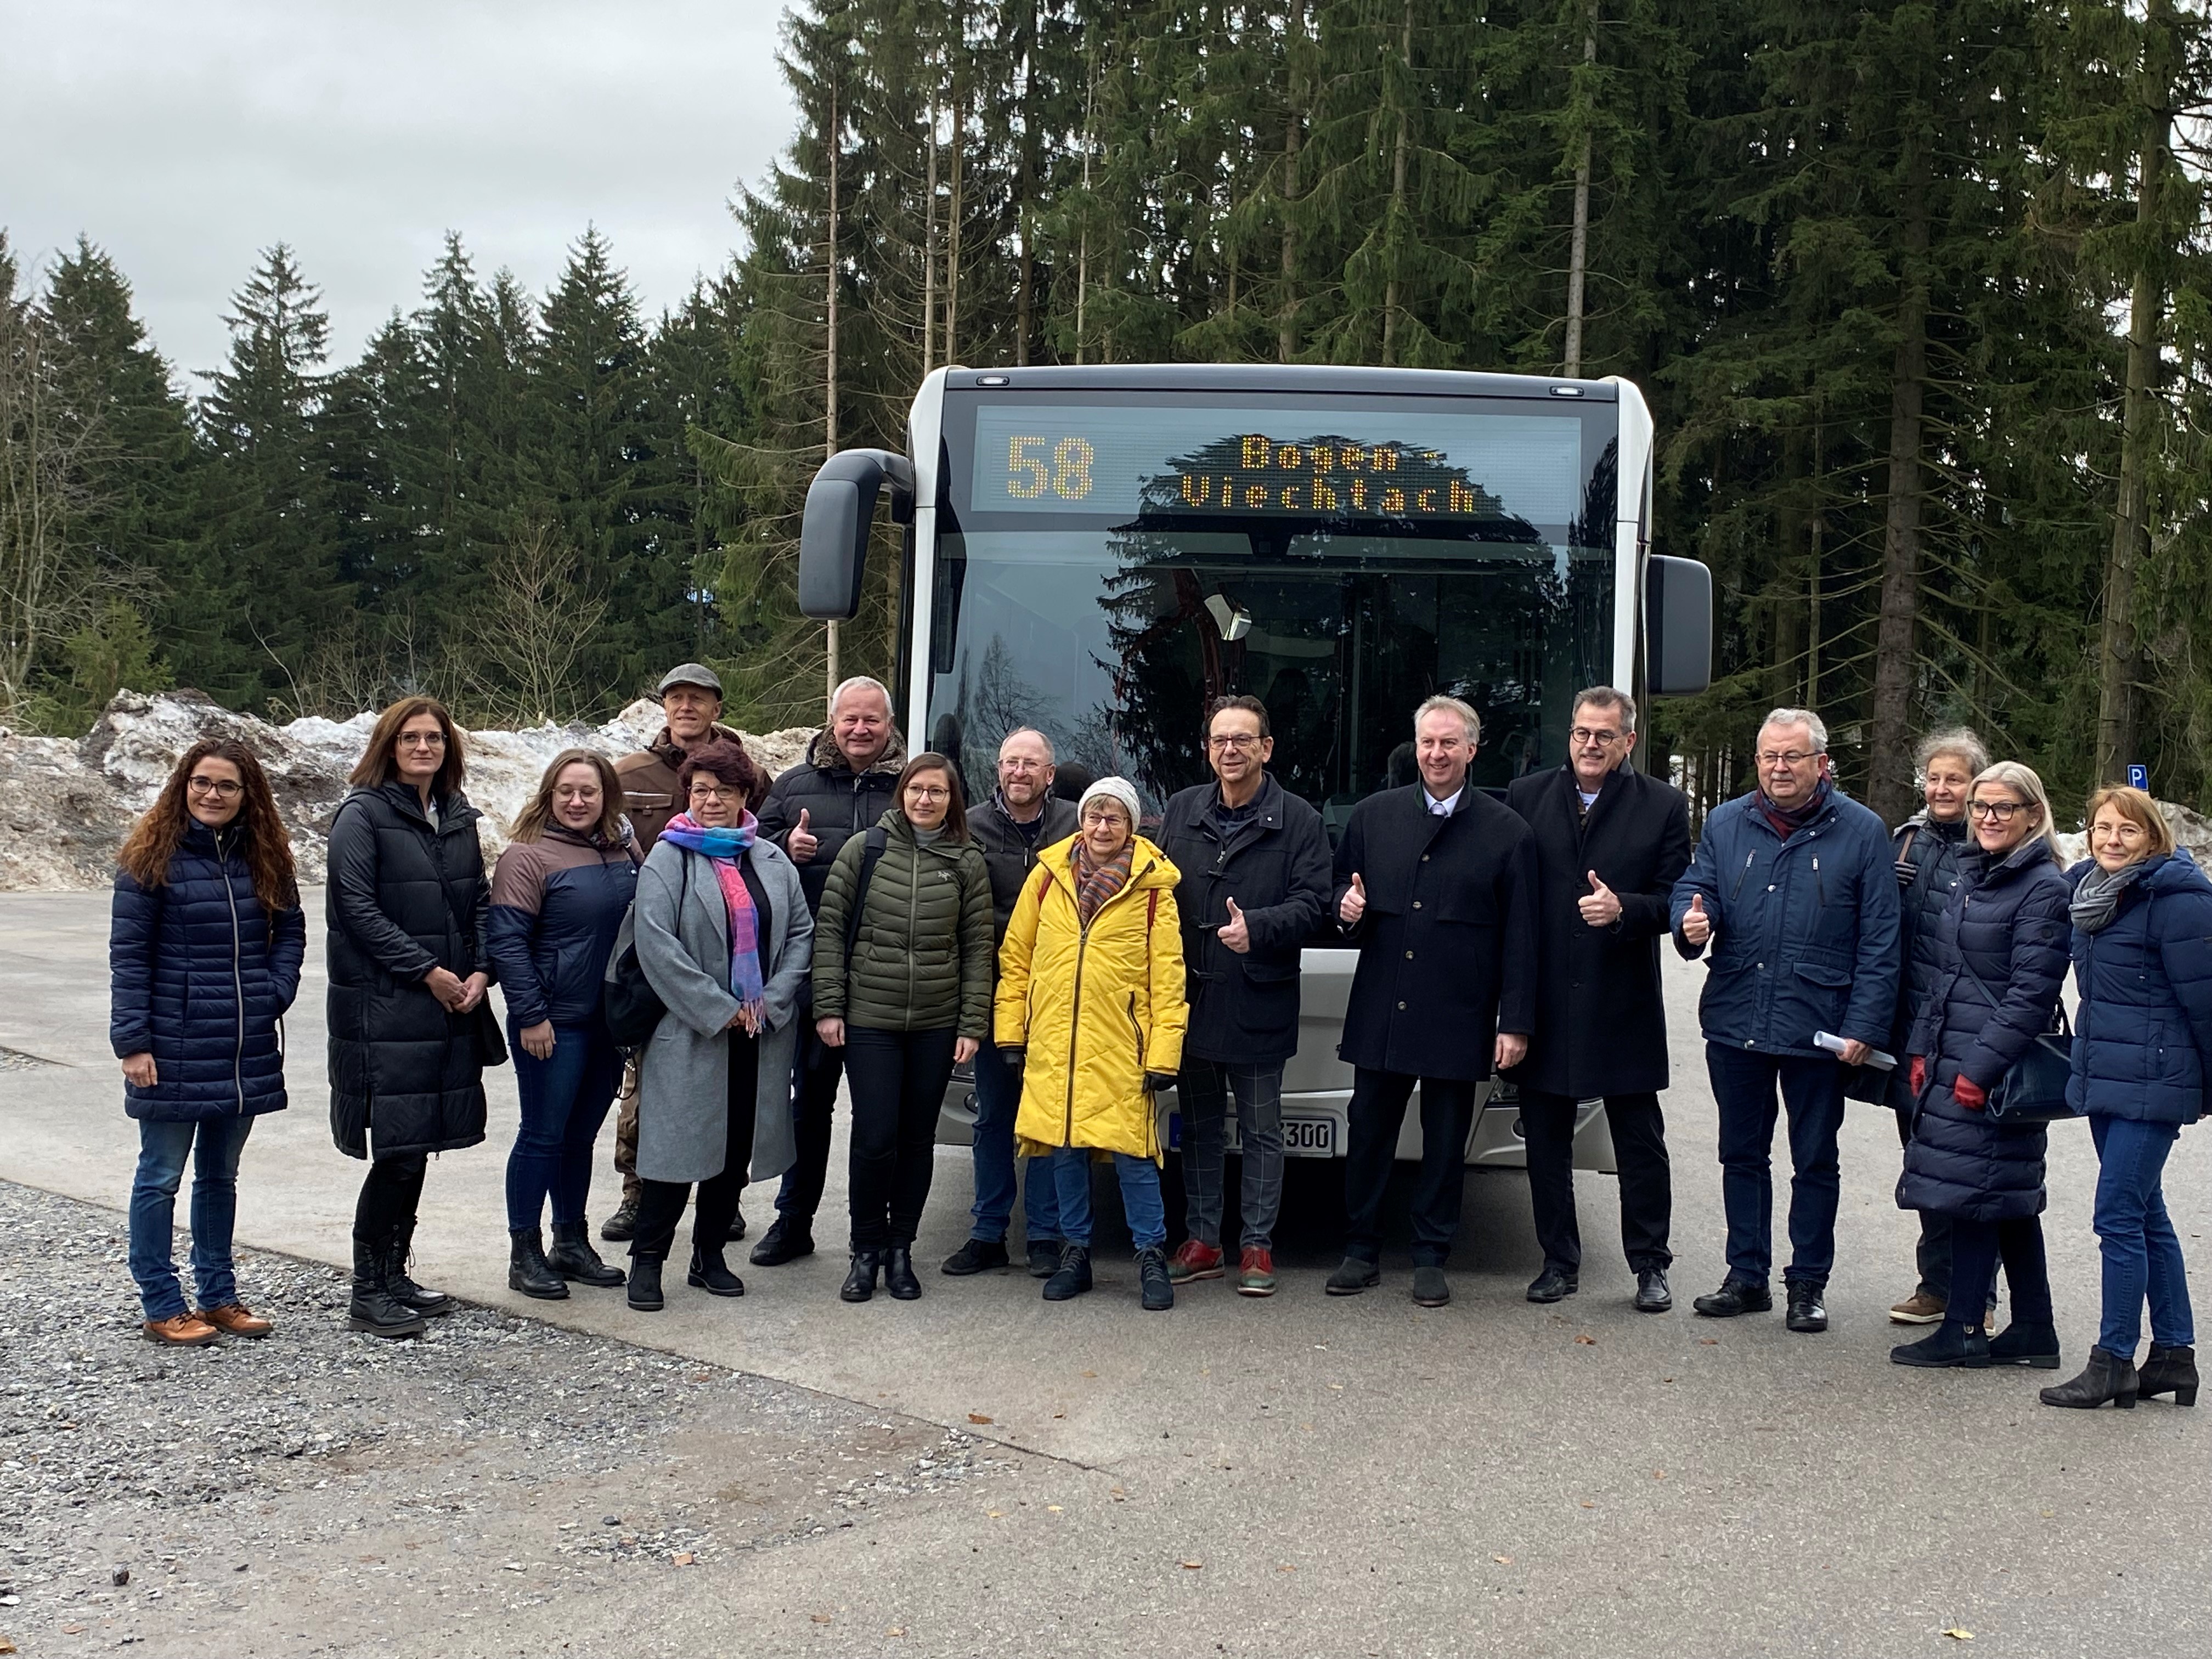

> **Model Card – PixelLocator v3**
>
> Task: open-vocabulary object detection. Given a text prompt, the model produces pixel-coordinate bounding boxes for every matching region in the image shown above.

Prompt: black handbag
[1957,957,2077,1124]
[605,853,689,1049]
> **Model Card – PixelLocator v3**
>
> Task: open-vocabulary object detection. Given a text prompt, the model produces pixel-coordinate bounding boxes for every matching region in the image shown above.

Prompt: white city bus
[797,364,1709,1172]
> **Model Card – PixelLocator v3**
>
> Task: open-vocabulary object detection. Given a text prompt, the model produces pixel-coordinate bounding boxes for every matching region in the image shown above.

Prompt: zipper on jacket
[219,827,247,1113]
[1127,994,1146,1069]
[1059,856,1155,1146]
[905,834,921,1028]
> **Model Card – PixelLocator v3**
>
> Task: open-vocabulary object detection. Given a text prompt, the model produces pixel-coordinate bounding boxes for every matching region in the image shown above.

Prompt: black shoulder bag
[1957,955,2076,1124]
[605,851,690,1049]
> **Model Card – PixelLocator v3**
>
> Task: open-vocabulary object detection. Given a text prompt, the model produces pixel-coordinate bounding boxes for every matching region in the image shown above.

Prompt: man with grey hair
[1327,693,1537,1308]
[1670,706,1900,1333]
[749,674,907,1267]
[942,727,1079,1278]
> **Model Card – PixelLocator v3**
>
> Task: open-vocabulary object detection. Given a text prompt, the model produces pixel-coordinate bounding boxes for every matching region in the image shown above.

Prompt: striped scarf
[1073,839,1133,925]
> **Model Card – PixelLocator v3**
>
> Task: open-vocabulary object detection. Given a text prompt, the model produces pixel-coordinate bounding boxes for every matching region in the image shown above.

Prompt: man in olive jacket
[748,676,907,1267]
[944,729,1079,1278]
[1154,695,1330,1297]
[1504,687,1692,1314]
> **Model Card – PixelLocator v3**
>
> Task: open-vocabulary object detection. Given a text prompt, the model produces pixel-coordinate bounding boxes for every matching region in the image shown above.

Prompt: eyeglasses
[1756,751,1818,768]
[907,786,951,801]
[689,785,742,803]
[1968,800,2025,821]
[1081,809,1128,826]
[187,776,243,798]
[396,732,447,748]
[1569,727,1623,747]
[1207,733,1263,753]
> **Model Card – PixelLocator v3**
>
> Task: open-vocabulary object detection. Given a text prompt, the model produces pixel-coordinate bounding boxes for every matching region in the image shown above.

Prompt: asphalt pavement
[1,887,2205,1657]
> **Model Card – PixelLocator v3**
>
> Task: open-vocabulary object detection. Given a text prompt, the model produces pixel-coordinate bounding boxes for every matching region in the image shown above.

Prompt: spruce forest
[4,0,2210,825]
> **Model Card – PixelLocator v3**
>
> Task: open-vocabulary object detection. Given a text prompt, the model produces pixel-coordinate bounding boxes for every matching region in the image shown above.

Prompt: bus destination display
[968,402,1585,528]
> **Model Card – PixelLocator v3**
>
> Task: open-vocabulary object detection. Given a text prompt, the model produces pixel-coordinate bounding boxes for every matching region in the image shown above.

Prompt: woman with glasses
[625,739,812,1311]
[326,697,500,1338]
[2041,786,2212,1410]
[111,740,306,1344]
[1892,763,2069,1371]
[812,754,995,1302]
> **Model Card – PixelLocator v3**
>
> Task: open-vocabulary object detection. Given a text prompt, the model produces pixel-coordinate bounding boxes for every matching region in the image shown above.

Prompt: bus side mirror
[798,449,916,619]
[1645,554,1712,695]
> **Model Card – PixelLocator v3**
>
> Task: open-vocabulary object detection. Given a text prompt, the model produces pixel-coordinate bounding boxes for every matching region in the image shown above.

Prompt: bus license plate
[1280,1116,1335,1157]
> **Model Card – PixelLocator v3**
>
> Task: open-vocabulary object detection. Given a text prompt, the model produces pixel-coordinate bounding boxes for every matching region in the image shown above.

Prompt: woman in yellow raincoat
[996,776,1187,1309]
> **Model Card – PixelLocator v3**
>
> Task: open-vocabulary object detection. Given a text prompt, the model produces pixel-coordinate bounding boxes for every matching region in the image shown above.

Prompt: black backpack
[605,853,689,1049]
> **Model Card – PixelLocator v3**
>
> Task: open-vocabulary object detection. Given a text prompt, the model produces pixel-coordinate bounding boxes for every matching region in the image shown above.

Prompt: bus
[796,363,1710,1174]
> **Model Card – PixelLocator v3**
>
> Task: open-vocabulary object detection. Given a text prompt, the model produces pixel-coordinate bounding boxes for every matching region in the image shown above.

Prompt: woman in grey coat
[620,739,811,1311]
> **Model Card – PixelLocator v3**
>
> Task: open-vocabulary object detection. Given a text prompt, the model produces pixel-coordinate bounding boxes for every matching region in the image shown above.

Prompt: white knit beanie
[1077,775,1142,824]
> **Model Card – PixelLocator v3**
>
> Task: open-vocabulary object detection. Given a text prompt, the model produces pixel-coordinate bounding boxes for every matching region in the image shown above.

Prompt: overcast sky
[1,0,797,387]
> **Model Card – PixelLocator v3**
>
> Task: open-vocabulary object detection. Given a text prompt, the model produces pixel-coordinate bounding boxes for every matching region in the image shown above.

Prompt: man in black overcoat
[1327,695,1538,1308]
[1504,686,1692,1313]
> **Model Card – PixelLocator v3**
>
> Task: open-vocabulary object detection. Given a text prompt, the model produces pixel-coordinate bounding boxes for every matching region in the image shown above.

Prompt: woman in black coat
[111,739,305,1345]
[326,697,501,1339]
[1893,760,2070,1370]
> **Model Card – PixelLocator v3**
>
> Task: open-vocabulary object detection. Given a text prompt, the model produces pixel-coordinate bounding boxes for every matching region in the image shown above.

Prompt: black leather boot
[882,1247,922,1301]
[1137,1246,1174,1311]
[389,1218,455,1317]
[840,1250,882,1303]
[507,1228,570,1300]
[1043,1244,1093,1301]
[2138,1344,2199,1406]
[548,1222,626,1288]
[627,1255,664,1312]
[751,1215,816,1267]
[687,1244,746,1297]
[1986,1321,2063,1369]
[1890,1321,1989,1368]
[600,1196,641,1242]
[2040,1345,2139,1409]
[347,1237,426,1338]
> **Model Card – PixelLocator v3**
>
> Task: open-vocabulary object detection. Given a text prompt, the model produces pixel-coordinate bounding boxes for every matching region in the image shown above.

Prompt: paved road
[2,887,2206,1656]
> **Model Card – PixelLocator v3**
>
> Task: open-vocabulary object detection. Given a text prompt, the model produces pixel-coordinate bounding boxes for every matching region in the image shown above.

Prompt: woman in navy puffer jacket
[1893,761,2069,1372]
[487,749,639,1300]
[2041,786,2212,1412]
[110,738,304,1345]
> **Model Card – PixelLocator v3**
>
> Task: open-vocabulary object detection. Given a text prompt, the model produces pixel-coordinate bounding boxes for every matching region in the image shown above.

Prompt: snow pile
[0,691,816,893]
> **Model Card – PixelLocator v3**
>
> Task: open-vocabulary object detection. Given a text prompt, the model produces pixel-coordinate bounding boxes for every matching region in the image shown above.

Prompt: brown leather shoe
[198,1303,273,1338]
[143,1313,221,1346]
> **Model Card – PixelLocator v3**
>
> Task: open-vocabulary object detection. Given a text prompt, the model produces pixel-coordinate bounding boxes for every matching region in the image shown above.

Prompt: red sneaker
[1237,1247,1278,1297]
[1166,1239,1224,1283]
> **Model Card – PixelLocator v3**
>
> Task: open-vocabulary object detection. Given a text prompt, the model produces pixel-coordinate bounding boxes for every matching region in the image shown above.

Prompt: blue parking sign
[2128,764,2150,791]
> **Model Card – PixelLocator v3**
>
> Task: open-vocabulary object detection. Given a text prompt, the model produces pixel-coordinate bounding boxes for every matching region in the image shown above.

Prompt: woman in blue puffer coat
[110,738,305,1346]
[1893,761,2069,1372]
[2041,786,2212,1412]
[488,749,639,1300]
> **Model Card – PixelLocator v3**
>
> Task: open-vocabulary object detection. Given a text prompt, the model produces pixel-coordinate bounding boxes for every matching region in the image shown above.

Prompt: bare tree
[455,521,608,726]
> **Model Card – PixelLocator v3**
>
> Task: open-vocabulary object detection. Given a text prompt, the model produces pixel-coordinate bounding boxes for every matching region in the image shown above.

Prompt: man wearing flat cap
[602,663,746,1243]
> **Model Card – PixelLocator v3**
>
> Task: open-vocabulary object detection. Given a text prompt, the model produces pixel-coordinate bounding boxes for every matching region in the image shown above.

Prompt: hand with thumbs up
[1339,872,1367,928]
[1218,896,1251,955]
[1679,892,1713,946]
[1577,869,1622,929]
[787,806,818,862]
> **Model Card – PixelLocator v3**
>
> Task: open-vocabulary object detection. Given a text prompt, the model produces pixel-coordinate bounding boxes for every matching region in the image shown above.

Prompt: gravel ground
[0,1180,1018,1657]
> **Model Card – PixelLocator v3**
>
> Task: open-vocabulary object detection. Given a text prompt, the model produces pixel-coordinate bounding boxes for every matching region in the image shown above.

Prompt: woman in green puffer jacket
[812,753,995,1305]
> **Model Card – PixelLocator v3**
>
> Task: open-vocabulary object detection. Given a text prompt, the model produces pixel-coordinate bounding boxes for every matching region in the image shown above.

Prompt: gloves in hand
[1909,1056,1926,1096]
[1953,1073,1988,1110]
[1143,1070,1178,1095]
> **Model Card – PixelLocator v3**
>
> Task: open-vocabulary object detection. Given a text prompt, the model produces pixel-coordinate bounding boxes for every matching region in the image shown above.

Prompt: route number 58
[1007,436,1095,501]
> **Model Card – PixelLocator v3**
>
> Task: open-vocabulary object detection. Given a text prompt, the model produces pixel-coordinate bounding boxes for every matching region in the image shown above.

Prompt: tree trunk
[1563,0,1598,378]
[1075,52,1096,366]
[1867,161,1929,825]
[1381,2,1412,365]
[944,44,964,368]
[823,78,840,698]
[1278,101,1300,364]
[923,88,938,373]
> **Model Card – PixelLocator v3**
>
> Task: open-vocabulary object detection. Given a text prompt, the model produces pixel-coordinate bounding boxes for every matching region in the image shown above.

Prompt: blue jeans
[1050,1146,1167,1251]
[968,1031,1062,1244]
[2090,1115,2194,1354]
[128,1115,255,1321]
[1179,1060,1285,1251]
[506,1018,624,1232]
[1706,1044,1847,1288]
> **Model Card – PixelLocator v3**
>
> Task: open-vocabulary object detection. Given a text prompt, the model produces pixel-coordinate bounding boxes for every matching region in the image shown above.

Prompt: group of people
[106,669,2208,1412]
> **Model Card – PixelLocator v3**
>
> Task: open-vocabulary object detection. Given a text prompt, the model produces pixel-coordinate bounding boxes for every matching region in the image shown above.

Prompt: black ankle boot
[882,1247,922,1301]
[1136,1245,1174,1311]
[2040,1345,2139,1409]
[840,1250,882,1303]
[1986,1321,2063,1369]
[2139,1344,2199,1406]
[548,1221,626,1287]
[1890,1321,1989,1368]
[347,1237,426,1338]
[687,1244,746,1297]
[508,1227,571,1300]
[390,1218,455,1316]
[627,1255,664,1312]
[1043,1244,1093,1302]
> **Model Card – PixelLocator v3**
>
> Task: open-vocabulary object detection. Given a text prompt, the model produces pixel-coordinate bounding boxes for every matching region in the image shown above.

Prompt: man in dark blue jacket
[1155,695,1331,1299]
[1670,707,1900,1333]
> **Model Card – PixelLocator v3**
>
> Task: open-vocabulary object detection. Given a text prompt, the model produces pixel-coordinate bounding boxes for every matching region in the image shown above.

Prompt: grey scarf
[2071,860,2149,934]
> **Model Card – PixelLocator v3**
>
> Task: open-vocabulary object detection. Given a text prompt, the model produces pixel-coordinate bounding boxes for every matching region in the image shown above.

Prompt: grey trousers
[1178,1059,1286,1251]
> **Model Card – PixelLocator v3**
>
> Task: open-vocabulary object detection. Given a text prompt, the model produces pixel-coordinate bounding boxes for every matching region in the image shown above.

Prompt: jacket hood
[1037,832,1181,892]
[1970,837,2063,882]
[809,726,907,778]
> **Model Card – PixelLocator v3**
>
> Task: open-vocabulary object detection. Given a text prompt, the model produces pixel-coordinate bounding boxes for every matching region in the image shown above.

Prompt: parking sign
[2128,763,2150,791]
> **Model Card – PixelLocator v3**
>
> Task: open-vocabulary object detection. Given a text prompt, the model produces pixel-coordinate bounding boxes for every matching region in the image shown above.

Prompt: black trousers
[631,1032,759,1262]
[844,1025,958,1251]
[1522,1088,1673,1274]
[1948,1215,2052,1330]
[354,1154,427,1242]
[773,1023,847,1224]
[1895,1107,1958,1301]
[1344,1068,1478,1268]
